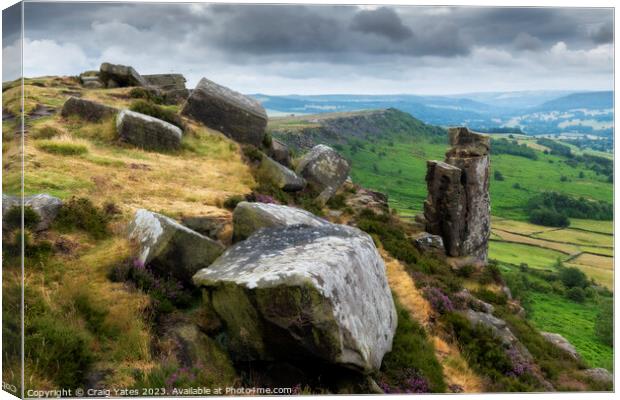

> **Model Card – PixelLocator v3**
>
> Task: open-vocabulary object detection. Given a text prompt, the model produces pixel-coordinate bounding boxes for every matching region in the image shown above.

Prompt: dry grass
[571,253,613,271]
[566,263,613,290]
[381,249,484,393]
[492,229,579,255]
[533,228,613,247]
[491,217,558,235]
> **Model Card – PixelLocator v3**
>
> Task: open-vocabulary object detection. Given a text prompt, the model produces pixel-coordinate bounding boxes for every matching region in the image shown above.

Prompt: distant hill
[533,91,613,112]
[257,90,614,136]
[268,108,445,152]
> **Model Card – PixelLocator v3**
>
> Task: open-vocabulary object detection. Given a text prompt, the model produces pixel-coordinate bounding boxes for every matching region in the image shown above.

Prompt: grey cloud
[351,7,413,42]
[590,21,613,44]
[513,32,543,51]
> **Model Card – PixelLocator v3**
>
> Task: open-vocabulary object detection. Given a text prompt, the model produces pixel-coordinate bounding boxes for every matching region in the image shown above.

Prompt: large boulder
[193,224,397,373]
[128,209,225,284]
[99,62,147,88]
[181,78,267,147]
[257,155,306,193]
[232,201,329,241]
[2,193,63,231]
[541,332,580,360]
[295,145,351,204]
[61,97,117,122]
[116,109,183,151]
[424,127,490,262]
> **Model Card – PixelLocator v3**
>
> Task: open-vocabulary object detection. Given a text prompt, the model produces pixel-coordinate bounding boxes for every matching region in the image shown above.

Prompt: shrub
[36,140,88,155]
[111,259,195,319]
[565,287,585,303]
[129,100,184,130]
[25,314,93,388]
[443,312,513,377]
[326,193,346,210]
[559,267,588,289]
[54,197,110,239]
[3,205,40,231]
[474,288,508,305]
[595,298,613,346]
[528,208,569,227]
[223,195,245,210]
[379,299,446,392]
[129,87,164,104]
[423,287,454,314]
[494,170,505,181]
[241,144,264,163]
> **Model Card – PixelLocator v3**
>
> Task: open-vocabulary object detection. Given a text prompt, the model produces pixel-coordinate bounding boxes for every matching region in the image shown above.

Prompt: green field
[489,240,565,270]
[528,292,612,371]
[336,136,612,221]
[568,219,614,235]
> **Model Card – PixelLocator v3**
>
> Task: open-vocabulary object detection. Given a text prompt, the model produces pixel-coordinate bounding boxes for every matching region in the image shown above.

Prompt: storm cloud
[1,2,614,94]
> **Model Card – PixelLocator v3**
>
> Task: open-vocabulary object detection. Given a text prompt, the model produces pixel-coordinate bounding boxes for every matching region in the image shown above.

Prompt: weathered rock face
[296,145,351,204]
[232,201,329,241]
[541,332,580,360]
[269,139,291,167]
[193,224,397,373]
[116,109,183,151]
[2,193,63,231]
[128,209,224,284]
[99,62,147,88]
[142,74,186,91]
[61,97,117,122]
[181,78,267,147]
[424,127,490,262]
[257,155,306,193]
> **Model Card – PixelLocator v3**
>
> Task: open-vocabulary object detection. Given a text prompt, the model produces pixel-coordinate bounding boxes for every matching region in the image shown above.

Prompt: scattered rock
[345,188,389,215]
[583,368,613,384]
[193,224,397,373]
[462,309,519,348]
[269,139,291,167]
[99,62,147,88]
[257,155,306,192]
[181,77,267,147]
[116,109,183,151]
[424,127,490,262]
[232,201,329,241]
[2,193,63,231]
[296,144,351,204]
[128,209,224,284]
[541,332,580,360]
[454,289,494,314]
[61,97,117,122]
[411,232,445,257]
[80,73,104,89]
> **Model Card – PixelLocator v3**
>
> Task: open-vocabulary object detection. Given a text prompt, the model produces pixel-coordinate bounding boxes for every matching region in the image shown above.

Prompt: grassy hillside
[271,110,614,376]
[2,77,612,394]
[270,110,613,220]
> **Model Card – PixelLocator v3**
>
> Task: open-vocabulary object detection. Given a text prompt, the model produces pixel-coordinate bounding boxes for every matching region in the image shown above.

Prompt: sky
[1,2,615,95]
